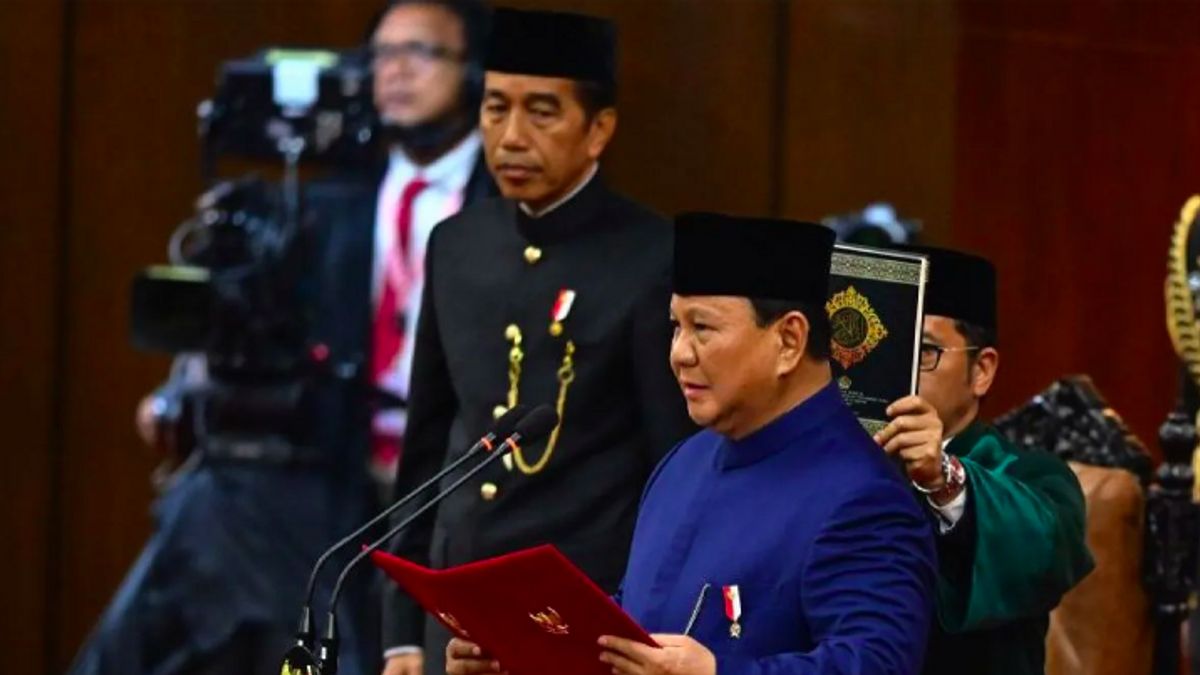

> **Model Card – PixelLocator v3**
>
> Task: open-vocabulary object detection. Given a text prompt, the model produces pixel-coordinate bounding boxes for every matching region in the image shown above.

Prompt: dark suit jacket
[307,152,495,474]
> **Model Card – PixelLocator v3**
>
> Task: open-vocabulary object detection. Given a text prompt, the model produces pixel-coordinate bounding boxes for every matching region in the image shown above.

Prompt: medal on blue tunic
[723,585,742,638]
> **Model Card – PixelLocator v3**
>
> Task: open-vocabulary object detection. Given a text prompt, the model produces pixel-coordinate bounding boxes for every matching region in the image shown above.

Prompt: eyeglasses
[919,343,981,372]
[371,41,464,68]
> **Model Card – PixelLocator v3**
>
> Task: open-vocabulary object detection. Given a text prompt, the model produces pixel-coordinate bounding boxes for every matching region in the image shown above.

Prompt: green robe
[922,421,1094,675]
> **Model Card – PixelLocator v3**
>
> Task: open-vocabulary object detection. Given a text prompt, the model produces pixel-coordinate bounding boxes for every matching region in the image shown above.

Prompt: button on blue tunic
[620,383,937,674]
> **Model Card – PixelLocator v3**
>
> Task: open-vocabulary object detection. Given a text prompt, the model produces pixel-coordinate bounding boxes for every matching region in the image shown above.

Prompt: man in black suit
[71,3,495,675]
[381,8,694,674]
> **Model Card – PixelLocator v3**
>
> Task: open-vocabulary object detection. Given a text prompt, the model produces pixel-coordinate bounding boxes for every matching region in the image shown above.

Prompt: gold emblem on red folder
[826,286,888,370]
[529,606,570,635]
[437,610,469,638]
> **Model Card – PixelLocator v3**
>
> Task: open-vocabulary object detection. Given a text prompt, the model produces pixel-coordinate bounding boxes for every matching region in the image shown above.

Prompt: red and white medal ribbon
[723,585,742,638]
[551,289,576,322]
[548,289,577,337]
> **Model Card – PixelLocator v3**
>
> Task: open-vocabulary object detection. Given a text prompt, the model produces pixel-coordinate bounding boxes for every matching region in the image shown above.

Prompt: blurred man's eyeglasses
[371,41,463,68]
[919,343,981,372]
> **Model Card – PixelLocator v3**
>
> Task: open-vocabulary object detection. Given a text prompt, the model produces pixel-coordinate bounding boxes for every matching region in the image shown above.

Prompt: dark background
[4,1,1198,673]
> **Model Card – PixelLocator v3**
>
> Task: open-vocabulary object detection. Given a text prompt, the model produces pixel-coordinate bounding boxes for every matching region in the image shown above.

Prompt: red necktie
[371,177,430,468]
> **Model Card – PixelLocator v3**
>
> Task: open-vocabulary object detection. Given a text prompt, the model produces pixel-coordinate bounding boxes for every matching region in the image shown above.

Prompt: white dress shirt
[372,132,482,440]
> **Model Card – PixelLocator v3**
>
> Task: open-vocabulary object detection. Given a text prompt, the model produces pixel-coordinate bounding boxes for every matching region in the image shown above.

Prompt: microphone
[283,404,530,667]
[316,404,558,675]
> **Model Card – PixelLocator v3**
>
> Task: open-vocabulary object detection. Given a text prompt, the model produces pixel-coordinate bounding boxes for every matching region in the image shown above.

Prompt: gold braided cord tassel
[506,326,524,410]
[513,341,575,475]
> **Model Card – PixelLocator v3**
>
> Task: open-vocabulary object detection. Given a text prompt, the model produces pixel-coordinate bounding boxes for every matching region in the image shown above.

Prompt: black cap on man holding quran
[906,245,998,338]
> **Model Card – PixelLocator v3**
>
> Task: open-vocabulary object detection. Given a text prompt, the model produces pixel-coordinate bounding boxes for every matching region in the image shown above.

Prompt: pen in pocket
[682,582,711,636]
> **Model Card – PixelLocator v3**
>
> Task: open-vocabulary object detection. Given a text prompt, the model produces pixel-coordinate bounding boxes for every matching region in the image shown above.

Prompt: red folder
[371,545,656,675]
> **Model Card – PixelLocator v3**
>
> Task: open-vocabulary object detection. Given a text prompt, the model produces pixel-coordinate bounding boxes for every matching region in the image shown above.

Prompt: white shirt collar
[519,163,599,218]
[388,131,482,188]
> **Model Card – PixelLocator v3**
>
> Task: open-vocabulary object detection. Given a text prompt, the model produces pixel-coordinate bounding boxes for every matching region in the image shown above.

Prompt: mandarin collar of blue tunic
[718,381,844,471]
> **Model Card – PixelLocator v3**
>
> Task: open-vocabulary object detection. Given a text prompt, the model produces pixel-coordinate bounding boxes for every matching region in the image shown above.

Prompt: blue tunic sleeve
[714,478,937,675]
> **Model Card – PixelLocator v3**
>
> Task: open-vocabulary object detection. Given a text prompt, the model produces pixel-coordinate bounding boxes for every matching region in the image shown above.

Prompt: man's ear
[586,108,617,159]
[775,311,810,377]
[971,347,1000,398]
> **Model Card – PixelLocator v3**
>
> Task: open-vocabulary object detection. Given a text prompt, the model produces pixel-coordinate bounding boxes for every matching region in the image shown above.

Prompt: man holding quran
[873,245,1093,675]
[442,214,939,675]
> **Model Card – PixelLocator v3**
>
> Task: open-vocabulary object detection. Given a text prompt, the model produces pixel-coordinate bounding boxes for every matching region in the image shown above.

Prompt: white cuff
[928,485,969,534]
[383,645,423,660]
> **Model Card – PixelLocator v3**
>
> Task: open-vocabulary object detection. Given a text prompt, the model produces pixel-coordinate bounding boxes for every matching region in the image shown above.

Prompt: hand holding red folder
[596,634,716,675]
[446,637,504,674]
[371,544,656,675]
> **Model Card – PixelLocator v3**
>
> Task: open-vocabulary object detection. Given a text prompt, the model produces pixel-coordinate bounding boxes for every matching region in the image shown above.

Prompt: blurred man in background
[70,2,492,675]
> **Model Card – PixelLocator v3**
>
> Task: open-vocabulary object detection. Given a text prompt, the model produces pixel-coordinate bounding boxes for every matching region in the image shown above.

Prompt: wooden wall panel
[500,0,783,216]
[0,2,65,674]
[604,0,782,216]
[780,0,958,239]
[951,0,1200,446]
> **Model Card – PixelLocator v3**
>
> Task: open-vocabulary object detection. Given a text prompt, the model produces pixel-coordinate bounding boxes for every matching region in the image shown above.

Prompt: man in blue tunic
[597,213,937,675]
[444,213,938,675]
